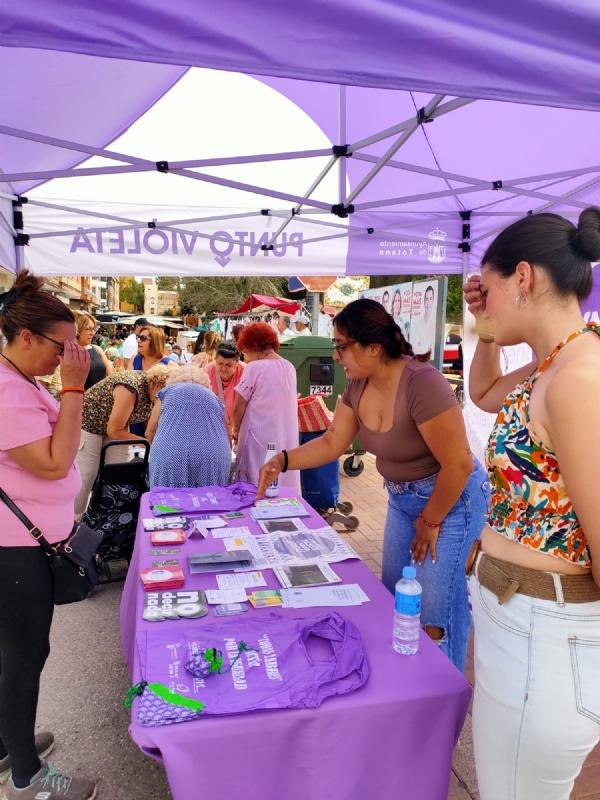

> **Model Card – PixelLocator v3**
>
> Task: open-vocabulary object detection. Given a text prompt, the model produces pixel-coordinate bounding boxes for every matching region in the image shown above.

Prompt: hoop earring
[516,292,528,309]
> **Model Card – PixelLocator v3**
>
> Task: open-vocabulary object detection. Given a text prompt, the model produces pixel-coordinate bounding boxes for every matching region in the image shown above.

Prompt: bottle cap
[402,566,416,579]
[267,442,276,449]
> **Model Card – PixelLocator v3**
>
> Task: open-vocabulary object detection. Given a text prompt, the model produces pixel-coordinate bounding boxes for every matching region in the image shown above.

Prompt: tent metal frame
[3,89,600,274]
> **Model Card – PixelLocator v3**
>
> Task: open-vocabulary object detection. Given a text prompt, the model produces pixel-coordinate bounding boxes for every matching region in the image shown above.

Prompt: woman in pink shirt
[204,341,245,432]
[231,323,301,492]
[0,271,96,799]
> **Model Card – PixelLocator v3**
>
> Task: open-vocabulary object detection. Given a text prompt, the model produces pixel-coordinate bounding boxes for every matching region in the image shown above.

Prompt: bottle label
[395,592,421,615]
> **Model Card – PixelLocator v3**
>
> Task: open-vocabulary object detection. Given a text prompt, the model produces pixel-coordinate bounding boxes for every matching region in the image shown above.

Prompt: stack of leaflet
[280,584,370,609]
[249,497,310,522]
[151,529,186,545]
[188,550,254,574]
[140,566,185,591]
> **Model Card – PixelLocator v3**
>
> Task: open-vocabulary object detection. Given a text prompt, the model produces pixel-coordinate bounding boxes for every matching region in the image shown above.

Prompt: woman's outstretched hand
[256,453,285,499]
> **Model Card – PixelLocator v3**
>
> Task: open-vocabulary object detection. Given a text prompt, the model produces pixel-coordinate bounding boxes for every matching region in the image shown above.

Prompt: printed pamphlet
[205,588,248,605]
[273,562,341,589]
[216,571,267,590]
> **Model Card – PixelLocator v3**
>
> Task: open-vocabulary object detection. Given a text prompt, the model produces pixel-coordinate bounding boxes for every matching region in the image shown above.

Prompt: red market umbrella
[219,294,300,316]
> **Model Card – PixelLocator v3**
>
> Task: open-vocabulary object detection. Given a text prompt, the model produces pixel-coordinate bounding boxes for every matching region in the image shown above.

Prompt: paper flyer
[217,572,267,590]
[280,584,369,608]
[226,527,360,570]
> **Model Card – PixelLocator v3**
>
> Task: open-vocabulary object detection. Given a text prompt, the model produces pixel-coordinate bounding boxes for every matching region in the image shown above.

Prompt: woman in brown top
[258,298,489,670]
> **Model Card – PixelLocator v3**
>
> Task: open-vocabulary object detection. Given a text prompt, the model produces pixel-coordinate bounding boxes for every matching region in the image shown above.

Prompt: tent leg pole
[12,199,25,273]
[338,85,347,204]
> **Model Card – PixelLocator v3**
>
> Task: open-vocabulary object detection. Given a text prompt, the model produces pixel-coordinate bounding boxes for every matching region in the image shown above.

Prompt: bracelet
[60,387,85,395]
[419,512,441,529]
[281,450,288,473]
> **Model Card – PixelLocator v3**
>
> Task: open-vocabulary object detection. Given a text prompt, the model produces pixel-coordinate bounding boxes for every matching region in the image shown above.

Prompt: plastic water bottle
[393,566,422,655]
[264,443,279,498]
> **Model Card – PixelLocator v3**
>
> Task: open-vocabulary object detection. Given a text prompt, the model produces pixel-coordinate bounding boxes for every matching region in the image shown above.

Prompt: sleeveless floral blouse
[81,371,152,435]
[486,326,600,567]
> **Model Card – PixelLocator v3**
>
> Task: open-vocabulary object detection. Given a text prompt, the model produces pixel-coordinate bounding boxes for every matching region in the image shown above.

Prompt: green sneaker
[0,733,55,784]
[4,761,96,800]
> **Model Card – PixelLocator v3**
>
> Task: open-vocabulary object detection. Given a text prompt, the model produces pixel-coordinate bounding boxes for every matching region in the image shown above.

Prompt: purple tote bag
[137,612,370,720]
[149,482,256,516]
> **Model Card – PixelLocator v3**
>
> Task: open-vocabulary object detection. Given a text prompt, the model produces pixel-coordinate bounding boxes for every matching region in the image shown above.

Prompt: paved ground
[32,455,600,800]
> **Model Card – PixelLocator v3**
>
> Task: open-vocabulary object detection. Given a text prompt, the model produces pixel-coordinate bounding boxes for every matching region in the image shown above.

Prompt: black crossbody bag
[0,488,106,605]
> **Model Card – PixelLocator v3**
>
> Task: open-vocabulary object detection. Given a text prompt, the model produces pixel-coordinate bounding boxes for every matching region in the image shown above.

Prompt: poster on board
[409,278,447,370]
[358,280,413,340]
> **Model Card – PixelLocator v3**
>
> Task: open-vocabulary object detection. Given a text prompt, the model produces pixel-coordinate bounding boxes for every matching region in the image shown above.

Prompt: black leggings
[0,546,54,781]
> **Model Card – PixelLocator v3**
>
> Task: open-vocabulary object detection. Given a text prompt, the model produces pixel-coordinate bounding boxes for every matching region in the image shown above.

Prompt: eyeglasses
[136,334,150,342]
[331,339,356,356]
[37,332,65,355]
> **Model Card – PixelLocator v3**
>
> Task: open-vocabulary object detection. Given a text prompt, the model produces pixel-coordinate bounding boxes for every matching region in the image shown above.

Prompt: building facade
[143,278,178,316]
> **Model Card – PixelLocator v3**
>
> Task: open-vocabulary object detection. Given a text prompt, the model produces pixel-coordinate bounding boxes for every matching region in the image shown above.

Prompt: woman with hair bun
[0,271,96,799]
[232,322,301,492]
[464,208,600,800]
[258,298,488,670]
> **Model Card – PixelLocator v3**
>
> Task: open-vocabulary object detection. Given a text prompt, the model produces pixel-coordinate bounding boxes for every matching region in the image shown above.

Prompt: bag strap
[0,487,55,554]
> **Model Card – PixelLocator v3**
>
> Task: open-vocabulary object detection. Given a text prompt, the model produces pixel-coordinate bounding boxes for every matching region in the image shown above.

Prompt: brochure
[216,571,267,590]
[280,584,370,609]
[254,497,304,508]
[257,518,307,535]
[188,550,254,574]
[205,588,248,605]
[250,505,310,521]
[273,562,341,589]
[225,527,360,570]
[210,525,251,540]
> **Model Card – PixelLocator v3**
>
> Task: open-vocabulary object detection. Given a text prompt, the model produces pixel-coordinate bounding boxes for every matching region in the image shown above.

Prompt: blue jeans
[381,462,490,672]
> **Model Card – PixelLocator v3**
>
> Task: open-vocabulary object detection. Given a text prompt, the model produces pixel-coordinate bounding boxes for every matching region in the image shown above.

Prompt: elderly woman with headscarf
[146,365,231,488]
[204,341,245,431]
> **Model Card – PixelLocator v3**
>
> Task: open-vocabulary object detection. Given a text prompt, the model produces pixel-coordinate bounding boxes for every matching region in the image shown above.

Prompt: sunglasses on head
[136,334,150,342]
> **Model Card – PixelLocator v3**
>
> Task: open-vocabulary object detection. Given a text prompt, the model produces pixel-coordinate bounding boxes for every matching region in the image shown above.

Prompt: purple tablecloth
[121,489,471,800]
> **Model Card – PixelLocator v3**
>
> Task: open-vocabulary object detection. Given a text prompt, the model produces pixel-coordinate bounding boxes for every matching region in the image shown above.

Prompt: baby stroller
[81,439,150,580]
[297,397,359,531]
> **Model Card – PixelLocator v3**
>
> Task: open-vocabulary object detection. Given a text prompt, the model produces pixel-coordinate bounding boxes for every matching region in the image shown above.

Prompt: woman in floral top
[74,365,170,518]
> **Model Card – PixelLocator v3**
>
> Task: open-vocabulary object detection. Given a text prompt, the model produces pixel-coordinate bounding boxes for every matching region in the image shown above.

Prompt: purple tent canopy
[4,1,600,110]
[2,2,600,277]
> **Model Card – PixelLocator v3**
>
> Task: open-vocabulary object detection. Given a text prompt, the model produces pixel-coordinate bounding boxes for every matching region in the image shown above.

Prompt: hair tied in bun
[0,288,20,314]
[574,207,600,263]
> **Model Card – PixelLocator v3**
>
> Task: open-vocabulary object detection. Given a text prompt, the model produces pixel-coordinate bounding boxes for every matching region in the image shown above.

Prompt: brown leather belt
[472,550,600,606]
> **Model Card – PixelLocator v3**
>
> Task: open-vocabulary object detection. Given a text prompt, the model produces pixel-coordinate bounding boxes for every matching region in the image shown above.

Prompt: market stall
[121,488,470,800]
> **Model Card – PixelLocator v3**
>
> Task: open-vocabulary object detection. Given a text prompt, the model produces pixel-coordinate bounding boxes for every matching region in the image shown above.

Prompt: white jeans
[470,572,600,800]
[74,430,130,518]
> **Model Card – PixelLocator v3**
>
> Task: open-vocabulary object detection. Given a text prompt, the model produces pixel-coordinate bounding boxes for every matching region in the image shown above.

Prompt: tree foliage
[157,276,288,316]
[119,277,145,311]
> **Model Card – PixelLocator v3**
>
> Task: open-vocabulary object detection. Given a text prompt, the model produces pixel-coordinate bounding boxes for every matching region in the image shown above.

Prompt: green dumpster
[278,336,366,476]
